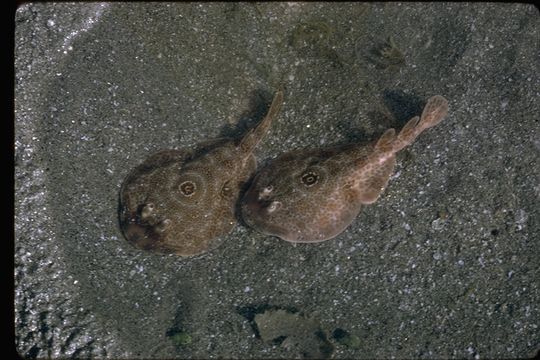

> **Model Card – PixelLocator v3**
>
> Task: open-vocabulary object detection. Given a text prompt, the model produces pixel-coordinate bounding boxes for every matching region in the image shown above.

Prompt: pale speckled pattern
[242,96,448,242]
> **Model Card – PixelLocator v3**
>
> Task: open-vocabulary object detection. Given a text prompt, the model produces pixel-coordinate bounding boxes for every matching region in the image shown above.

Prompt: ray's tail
[352,95,448,204]
[238,89,284,154]
[375,95,449,154]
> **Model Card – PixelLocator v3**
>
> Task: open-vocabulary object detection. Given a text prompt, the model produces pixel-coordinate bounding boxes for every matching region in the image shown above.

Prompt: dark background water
[15,3,539,358]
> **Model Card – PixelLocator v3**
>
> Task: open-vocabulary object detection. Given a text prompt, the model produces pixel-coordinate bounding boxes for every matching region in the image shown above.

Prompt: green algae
[254,308,334,359]
[168,329,192,347]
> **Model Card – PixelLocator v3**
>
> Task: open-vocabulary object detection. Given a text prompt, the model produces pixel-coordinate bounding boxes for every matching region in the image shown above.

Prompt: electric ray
[119,90,283,255]
[241,95,449,243]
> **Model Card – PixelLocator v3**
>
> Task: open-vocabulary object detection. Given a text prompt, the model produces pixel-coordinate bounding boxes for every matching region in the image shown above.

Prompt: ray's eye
[179,181,196,197]
[301,171,318,187]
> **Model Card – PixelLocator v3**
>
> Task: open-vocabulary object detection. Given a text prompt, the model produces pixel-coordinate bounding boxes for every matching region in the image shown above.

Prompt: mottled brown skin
[241,95,449,243]
[119,90,283,256]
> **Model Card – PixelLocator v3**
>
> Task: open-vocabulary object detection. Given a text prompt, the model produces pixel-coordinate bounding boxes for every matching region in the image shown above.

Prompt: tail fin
[238,89,284,154]
[418,95,449,131]
[353,95,448,204]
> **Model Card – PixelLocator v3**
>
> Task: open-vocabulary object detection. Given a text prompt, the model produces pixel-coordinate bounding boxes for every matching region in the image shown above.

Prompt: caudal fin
[418,95,449,131]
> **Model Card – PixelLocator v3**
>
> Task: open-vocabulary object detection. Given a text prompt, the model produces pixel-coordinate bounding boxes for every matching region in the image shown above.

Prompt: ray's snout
[241,182,282,223]
[121,215,163,252]
[241,184,294,241]
[241,185,266,226]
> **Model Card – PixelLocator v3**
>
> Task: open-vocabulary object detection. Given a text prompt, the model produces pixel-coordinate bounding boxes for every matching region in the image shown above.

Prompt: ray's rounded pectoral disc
[119,90,284,256]
[119,146,251,256]
[241,146,367,243]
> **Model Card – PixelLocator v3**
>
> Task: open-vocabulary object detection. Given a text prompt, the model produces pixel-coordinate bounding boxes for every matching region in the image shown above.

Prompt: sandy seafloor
[14,3,539,359]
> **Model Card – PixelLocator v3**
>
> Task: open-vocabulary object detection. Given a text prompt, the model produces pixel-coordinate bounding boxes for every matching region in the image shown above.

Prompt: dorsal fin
[375,128,396,152]
[397,116,420,141]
